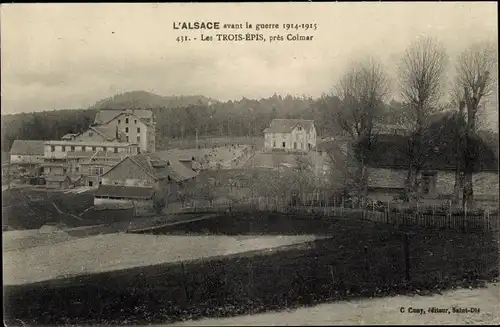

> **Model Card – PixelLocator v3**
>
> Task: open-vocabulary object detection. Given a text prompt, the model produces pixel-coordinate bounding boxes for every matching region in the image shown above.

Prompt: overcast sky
[1,2,498,127]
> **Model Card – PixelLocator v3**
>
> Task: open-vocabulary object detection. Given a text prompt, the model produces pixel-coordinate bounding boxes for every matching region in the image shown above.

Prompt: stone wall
[368,167,499,199]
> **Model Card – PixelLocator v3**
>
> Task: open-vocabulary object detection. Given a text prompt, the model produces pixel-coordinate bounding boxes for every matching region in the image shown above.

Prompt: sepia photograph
[1,2,499,325]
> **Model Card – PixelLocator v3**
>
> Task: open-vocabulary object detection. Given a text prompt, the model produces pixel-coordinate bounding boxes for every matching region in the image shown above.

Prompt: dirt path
[173,283,500,326]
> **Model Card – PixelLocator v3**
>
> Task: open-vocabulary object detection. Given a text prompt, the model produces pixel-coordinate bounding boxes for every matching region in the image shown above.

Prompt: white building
[93,109,156,153]
[264,119,317,152]
[43,140,140,160]
[9,140,45,165]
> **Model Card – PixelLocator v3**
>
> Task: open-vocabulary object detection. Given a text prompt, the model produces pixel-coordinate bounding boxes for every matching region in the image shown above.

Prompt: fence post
[181,261,191,304]
[403,233,411,282]
[364,246,370,278]
[341,196,344,216]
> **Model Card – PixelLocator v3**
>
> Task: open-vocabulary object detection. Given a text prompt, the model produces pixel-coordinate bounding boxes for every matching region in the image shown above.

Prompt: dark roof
[264,119,315,134]
[90,125,119,141]
[147,154,198,182]
[363,134,498,172]
[10,140,45,155]
[95,185,155,199]
[104,154,198,183]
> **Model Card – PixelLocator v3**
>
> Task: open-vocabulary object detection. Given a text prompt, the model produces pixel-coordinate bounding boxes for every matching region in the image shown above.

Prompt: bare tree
[447,84,468,205]
[454,41,497,208]
[397,37,448,201]
[333,57,390,201]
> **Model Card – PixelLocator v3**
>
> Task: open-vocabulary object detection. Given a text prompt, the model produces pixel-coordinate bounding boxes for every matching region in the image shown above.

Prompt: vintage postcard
[1,2,499,325]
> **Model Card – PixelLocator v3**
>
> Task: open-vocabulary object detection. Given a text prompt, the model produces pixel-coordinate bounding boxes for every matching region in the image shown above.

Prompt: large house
[363,134,499,207]
[264,119,317,152]
[93,109,156,153]
[94,154,198,212]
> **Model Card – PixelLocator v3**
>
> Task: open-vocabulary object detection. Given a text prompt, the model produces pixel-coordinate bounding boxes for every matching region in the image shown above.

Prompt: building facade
[264,119,317,152]
[9,140,45,165]
[93,109,156,153]
[42,140,139,187]
[362,134,499,208]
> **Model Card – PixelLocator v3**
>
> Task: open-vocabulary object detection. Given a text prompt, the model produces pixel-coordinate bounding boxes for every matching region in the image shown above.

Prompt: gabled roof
[94,109,153,125]
[95,185,155,199]
[89,125,120,141]
[102,154,198,183]
[10,140,45,156]
[264,119,315,134]
[164,156,198,182]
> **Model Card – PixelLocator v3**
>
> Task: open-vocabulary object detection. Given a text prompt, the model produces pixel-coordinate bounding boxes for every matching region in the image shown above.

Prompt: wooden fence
[175,198,499,232]
[360,209,499,231]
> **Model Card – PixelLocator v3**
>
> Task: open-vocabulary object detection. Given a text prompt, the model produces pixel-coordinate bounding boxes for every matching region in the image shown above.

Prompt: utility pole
[196,128,199,150]
[7,152,11,191]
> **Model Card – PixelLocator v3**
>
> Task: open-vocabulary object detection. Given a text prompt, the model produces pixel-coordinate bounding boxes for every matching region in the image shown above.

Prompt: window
[126,118,129,124]
[88,132,93,137]
[137,127,140,133]
[294,142,297,149]
[63,168,67,173]
[118,119,121,124]
[71,146,75,151]
[298,126,302,131]
[301,142,303,149]
[61,146,66,152]
[114,147,118,153]
[282,142,286,148]
[76,166,79,173]
[92,146,97,151]
[273,141,276,147]
[51,146,55,152]
[421,172,437,195]
[103,147,107,152]
[125,127,129,133]
[137,135,141,142]
[137,146,141,154]
[126,136,129,142]
[134,120,137,124]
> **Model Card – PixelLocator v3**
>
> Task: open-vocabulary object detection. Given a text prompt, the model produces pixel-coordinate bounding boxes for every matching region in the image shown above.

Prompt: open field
[4,211,498,325]
[4,233,321,286]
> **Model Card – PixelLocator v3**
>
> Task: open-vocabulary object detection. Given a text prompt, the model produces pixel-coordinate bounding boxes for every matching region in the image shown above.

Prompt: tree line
[1,92,405,152]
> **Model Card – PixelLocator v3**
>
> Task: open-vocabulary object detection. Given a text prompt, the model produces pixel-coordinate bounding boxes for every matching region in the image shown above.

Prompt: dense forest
[1,90,409,151]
